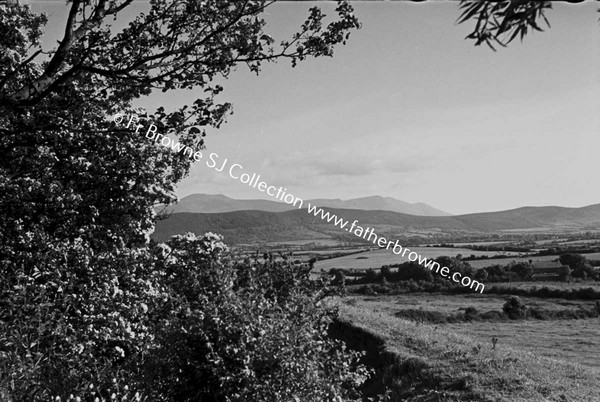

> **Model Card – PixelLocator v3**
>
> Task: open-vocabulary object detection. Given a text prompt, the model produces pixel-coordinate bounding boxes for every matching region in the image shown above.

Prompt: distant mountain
[159,193,292,213]
[306,196,450,216]
[152,204,600,244]
[159,193,451,216]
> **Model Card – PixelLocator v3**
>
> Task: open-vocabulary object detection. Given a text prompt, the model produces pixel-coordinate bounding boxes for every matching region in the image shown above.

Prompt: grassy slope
[338,301,600,401]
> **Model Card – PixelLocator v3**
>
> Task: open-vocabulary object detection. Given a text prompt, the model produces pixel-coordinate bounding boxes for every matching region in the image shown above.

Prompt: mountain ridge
[152,203,600,244]
[159,193,451,216]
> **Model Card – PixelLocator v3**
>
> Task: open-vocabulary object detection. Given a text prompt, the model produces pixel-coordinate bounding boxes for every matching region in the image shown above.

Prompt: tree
[0,1,361,399]
[559,253,592,279]
[475,268,489,282]
[503,296,527,319]
[558,264,573,282]
[509,261,534,281]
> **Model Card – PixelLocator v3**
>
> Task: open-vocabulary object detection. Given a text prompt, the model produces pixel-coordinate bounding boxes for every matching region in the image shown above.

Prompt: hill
[152,204,600,244]
[302,195,450,216]
[159,193,450,216]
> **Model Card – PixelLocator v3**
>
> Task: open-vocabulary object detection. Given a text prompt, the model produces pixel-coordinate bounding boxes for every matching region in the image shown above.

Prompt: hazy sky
[31,1,600,214]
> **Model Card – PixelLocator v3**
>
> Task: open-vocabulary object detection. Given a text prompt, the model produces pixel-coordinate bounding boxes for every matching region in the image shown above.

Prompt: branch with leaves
[457,0,552,51]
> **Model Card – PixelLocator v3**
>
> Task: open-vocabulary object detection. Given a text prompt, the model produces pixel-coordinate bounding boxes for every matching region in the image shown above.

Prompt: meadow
[338,300,600,401]
[491,280,600,291]
[467,252,600,269]
[346,293,599,317]
[445,319,600,369]
[336,265,600,400]
[314,247,522,271]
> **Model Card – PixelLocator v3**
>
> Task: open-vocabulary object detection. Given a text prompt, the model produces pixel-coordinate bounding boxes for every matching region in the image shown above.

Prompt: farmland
[338,299,600,401]
[467,252,600,269]
[345,292,600,369]
[313,246,521,271]
[445,319,600,369]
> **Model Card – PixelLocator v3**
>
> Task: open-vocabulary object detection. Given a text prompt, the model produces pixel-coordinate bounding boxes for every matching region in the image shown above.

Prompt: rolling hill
[158,193,450,216]
[152,204,600,244]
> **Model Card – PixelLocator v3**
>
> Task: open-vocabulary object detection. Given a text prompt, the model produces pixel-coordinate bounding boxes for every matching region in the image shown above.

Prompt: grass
[338,299,600,401]
[468,253,600,269]
[491,281,600,291]
[444,320,600,369]
[346,293,599,317]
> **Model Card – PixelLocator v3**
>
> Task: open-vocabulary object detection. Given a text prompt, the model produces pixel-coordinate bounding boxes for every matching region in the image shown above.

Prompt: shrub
[503,296,528,319]
[1,233,371,401]
[145,233,371,401]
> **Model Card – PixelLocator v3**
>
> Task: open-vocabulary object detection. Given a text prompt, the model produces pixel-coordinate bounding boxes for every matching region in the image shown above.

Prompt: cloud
[265,146,427,182]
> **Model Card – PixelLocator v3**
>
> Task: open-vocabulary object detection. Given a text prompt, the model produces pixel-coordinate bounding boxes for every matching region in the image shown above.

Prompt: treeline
[434,242,532,253]
[394,296,600,324]
[352,279,600,302]
[332,253,599,288]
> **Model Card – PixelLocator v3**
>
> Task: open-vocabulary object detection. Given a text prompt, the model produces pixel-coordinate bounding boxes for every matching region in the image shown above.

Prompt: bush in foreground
[1,233,371,401]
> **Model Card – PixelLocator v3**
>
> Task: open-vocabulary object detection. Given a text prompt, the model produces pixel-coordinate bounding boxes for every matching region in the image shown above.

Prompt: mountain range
[158,193,451,216]
[152,202,600,244]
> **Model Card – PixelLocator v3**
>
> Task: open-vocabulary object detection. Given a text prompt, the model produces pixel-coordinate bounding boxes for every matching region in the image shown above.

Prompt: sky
[30,1,600,215]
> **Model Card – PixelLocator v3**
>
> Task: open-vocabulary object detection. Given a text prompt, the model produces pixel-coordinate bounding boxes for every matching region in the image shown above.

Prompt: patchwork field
[314,247,522,271]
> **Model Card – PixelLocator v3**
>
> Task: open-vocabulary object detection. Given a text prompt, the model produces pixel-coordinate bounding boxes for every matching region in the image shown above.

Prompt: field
[445,319,600,369]
[338,299,600,401]
[346,293,599,318]
[312,245,600,271]
[467,252,600,268]
[346,292,600,367]
[314,247,522,271]
[490,280,600,291]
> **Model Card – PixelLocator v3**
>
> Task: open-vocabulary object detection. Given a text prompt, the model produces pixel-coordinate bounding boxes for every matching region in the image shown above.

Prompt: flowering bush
[145,232,371,401]
[1,231,371,401]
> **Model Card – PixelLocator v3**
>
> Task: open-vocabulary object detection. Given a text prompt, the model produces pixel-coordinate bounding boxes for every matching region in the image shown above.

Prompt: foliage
[457,1,552,50]
[560,253,596,279]
[0,236,166,400]
[0,1,363,400]
[508,261,534,281]
[146,233,371,402]
[502,296,527,319]
[1,231,372,401]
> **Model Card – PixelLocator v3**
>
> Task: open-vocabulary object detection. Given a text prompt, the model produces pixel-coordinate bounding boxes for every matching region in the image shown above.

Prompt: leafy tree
[394,261,433,282]
[474,268,489,282]
[559,253,594,279]
[509,261,534,281]
[558,264,573,282]
[502,296,527,319]
[435,256,474,278]
[0,1,361,399]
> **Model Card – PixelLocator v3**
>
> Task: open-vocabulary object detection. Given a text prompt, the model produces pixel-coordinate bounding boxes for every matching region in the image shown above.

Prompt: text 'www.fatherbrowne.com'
[113,112,485,293]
